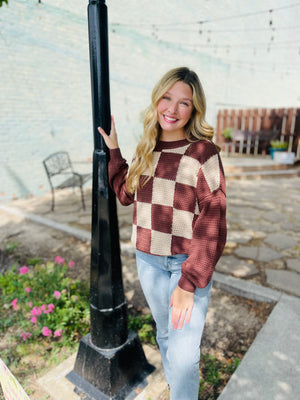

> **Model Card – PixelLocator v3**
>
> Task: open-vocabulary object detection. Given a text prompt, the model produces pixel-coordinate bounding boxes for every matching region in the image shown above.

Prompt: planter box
[273,151,295,165]
[269,147,287,159]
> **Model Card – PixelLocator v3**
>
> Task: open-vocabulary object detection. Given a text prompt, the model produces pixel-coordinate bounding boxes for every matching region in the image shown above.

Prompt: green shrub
[222,127,233,140]
[199,354,240,399]
[0,256,90,348]
[270,140,288,149]
[128,313,156,345]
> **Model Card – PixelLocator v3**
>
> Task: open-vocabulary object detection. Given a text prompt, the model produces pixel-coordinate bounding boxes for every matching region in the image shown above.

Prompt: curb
[0,204,136,256]
[212,271,281,303]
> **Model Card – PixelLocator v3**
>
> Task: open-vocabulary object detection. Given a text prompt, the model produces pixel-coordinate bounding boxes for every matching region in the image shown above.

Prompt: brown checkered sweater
[109,138,227,292]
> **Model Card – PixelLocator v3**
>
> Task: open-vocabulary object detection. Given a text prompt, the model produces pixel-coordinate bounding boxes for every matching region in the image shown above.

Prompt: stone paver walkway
[222,177,300,296]
[1,173,299,297]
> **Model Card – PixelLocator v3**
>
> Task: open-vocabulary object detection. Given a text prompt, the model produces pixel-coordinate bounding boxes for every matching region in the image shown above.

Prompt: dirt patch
[0,210,274,399]
[0,210,91,280]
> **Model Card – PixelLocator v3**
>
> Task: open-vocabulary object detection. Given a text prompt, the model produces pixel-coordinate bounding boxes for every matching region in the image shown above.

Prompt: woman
[98,66,227,400]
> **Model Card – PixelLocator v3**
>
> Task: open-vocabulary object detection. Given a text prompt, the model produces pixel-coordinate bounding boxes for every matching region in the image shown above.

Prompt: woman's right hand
[98,116,119,149]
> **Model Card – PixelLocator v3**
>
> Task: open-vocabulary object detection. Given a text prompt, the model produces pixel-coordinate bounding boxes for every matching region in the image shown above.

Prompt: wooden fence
[215,107,300,157]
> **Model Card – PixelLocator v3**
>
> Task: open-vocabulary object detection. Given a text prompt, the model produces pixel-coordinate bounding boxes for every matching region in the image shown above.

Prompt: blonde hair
[126,67,215,193]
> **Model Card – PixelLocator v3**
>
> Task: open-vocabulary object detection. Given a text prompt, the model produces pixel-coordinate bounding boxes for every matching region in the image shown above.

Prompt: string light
[112,2,300,28]
[110,2,300,67]
[198,21,203,35]
[269,9,273,26]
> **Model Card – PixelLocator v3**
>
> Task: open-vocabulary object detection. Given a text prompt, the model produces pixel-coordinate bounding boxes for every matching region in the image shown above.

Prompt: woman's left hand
[97,116,119,150]
[170,286,194,330]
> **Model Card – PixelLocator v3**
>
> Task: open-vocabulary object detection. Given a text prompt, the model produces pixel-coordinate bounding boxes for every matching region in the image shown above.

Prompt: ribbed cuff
[178,275,196,293]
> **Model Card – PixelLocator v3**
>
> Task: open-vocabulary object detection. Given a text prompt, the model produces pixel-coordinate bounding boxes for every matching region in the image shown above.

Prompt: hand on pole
[98,115,119,149]
[170,286,194,330]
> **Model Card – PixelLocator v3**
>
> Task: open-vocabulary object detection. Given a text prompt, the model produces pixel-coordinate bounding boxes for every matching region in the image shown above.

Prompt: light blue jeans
[136,250,212,400]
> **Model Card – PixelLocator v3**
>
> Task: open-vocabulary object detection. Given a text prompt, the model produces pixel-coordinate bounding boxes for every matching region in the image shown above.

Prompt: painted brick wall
[1,0,299,201]
[0,1,93,200]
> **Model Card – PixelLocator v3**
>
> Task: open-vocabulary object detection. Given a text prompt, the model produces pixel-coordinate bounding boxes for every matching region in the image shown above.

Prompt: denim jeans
[136,250,212,400]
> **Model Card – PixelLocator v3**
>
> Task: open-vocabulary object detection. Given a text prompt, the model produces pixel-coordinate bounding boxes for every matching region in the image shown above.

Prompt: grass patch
[128,313,156,346]
[199,353,240,399]
[4,241,19,254]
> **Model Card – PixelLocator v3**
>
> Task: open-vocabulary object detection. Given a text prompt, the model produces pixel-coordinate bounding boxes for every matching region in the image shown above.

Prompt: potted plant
[269,140,295,164]
[269,140,288,159]
[222,127,233,142]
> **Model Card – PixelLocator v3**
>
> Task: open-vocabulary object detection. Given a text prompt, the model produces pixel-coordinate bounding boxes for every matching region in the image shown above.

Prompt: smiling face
[157,81,194,141]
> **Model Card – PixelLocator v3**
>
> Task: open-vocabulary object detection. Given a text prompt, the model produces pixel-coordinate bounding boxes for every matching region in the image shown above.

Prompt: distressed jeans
[136,250,212,400]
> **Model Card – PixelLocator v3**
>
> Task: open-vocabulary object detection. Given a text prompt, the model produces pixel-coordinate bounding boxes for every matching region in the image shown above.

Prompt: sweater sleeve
[108,148,134,206]
[178,153,227,292]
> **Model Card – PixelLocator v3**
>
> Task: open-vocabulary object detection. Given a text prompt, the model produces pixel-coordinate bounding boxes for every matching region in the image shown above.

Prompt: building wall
[1,0,299,201]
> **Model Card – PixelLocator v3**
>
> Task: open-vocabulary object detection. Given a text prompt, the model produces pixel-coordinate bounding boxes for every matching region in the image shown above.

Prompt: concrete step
[223,159,300,179]
[224,163,296,173]
[225,168,299,180]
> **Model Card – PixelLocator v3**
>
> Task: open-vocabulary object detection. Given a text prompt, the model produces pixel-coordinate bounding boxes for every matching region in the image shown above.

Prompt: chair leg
[80,186,86,210]
[51,188,55,212]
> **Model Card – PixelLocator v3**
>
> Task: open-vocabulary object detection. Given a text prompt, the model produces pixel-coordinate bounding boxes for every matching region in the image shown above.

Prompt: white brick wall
[1,0,299,201]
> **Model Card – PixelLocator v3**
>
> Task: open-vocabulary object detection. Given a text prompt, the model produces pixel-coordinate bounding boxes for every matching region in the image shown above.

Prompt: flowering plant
[0,257,90,347]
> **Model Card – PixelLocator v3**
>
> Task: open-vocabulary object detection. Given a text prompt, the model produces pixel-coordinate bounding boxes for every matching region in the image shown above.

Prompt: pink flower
[30,316,37,324]
[42,326,52,337]
[20,332,32,341]
[11,298,18,310]
[68,261,75,268]
[41,304,46,312]
[25,287,31,293]
[31,306,42,316]
[54,290,61,300]
[54,329,63,337]
[43,303,55,314]
[28,302,33,307]
[20,266,29,275]
[54,256,65,265]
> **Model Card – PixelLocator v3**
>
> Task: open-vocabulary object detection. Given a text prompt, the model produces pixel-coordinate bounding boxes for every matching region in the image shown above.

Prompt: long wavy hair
[126,67,215,193]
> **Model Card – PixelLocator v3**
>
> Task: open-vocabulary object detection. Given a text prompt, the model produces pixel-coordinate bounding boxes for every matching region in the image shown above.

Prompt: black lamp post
[66,1,153,398]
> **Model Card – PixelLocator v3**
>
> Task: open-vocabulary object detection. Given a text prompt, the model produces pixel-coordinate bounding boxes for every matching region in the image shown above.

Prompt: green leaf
[0,1,9,9]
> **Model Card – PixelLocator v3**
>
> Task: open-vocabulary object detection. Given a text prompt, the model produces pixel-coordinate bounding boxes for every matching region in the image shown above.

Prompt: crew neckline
[155,138,189,150]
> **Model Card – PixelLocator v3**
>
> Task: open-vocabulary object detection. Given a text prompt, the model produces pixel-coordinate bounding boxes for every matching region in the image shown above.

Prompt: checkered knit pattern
[109,138,227,292]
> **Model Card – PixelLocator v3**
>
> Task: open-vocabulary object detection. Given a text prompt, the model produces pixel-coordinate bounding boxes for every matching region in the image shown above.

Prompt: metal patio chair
[43,151,92,211]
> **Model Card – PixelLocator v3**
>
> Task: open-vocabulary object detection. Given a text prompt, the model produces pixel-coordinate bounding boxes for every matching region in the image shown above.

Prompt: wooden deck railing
[216,107,300,157]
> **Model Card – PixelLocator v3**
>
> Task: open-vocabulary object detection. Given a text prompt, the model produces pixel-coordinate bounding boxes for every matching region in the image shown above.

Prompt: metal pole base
[66,332,155,400]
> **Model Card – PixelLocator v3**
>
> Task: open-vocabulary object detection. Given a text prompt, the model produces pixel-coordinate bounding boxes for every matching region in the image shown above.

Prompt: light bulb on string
[151,25,158,40]
[207,29,211,43]
[269,9,273,26]
[269,19,275,44]
[198,21,203,35]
